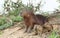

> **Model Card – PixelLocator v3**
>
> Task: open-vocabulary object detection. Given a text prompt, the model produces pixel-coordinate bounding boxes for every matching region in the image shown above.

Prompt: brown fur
[21,9,49,33]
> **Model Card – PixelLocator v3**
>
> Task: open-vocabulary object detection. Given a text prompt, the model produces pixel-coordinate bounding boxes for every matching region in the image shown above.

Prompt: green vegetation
[0,15,23,30]
[0,17,6,25]
[0,0,24,30]
[0,16,13,30]
[48,30,60,38]
[10,15,23,22]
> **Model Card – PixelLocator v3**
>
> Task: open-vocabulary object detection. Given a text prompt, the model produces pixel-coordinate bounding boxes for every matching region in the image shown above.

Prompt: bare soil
[0,18,60,38]
[0,22,50,38]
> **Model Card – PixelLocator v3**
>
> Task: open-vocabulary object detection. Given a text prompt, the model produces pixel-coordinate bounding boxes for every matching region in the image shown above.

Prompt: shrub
[0,23,13,30]
[0,16,13,30]
[10,15,23,22]
[0,17,6,25]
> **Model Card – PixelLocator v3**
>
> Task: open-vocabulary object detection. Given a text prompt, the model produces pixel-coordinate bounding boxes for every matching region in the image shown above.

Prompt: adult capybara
[21,8,49,33]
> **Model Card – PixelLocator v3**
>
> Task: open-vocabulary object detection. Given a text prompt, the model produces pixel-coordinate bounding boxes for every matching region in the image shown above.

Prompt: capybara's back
[34,14,48,25]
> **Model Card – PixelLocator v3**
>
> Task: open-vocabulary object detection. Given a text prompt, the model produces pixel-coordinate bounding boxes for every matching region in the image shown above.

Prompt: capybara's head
[21,9,34,18]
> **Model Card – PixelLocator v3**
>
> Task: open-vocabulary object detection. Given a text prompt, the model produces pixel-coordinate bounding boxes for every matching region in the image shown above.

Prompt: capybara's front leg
[27,25,34,33]
[24,26,29,33]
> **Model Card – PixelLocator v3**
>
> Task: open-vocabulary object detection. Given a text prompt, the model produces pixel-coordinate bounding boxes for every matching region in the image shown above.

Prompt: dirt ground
[0,21,60,38]
[0,22,50,38]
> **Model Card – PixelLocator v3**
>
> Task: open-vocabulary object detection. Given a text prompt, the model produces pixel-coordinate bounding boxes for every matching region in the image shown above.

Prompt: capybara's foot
[27,30,31,33]
[24,31,27,33]
[24,29,27,33]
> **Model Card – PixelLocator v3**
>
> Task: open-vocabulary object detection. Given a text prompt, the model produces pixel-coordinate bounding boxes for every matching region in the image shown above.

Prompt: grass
[10,15,23,22]
[48,30,60,38]
[0,15,23,30]
[0,16,13,30]
[0,17,6,26]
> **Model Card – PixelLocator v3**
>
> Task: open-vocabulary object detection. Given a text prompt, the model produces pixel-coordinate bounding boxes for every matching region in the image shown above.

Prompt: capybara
[21,8,49,33]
